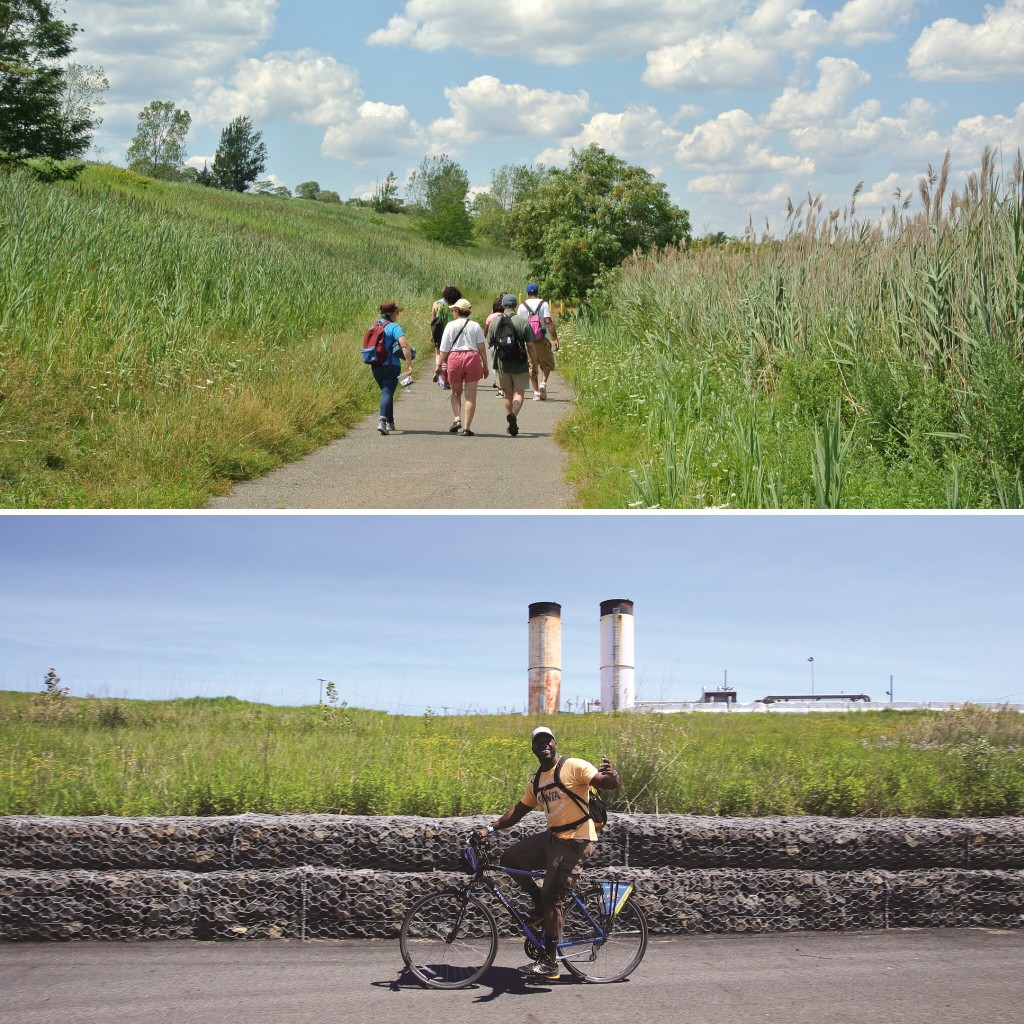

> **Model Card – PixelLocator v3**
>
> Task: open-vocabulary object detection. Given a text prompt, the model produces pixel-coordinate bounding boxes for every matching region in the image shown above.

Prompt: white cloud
[367,0,748,65]
[321,103,429,164]
[534,106,679,170]
[830,0,918,46]
[428,76,590,142]
[196,50,362,126]
[644,31,782,90]
[947,102,1024,161]
[65,0,277,94]
[908,0,1024,82]
[767,57,871,129]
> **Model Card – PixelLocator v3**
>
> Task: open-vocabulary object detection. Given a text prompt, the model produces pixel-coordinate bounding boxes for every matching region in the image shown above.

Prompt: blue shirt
[378,320,405,368]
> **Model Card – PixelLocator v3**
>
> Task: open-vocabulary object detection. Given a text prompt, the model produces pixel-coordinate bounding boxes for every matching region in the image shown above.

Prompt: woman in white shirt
[439,298,489,436]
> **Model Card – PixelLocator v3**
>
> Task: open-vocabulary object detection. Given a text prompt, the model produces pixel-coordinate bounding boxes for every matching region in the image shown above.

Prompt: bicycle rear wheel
[399,888,498,989]
[560,897,648,983]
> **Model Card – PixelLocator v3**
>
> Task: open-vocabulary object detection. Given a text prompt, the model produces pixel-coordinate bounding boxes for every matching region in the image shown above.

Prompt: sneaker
[387,421,396,433]
[538,381,547,400]
[377,418,389,435]
[519,958,560,981]
[442,381,452,390]
[506,412,519,437]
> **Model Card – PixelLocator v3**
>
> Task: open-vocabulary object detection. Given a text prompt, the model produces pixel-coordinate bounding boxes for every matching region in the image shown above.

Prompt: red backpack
[361,321,392,365]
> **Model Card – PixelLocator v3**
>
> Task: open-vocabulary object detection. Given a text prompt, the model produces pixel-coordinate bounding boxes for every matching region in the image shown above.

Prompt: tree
[371,171,402,214]
[126,100,191,179]
[406,155,473,246]
[211,115,267,192]
[56,62,107,156]
[294,180,321,200]
[0,0,92,158]
[252,178,290,197]
[510,144,690,301]
[471,162,547,243]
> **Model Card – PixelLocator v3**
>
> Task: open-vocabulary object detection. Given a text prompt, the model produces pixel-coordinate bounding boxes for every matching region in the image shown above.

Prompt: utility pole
[807,657,815,696]
[318,678,327,704]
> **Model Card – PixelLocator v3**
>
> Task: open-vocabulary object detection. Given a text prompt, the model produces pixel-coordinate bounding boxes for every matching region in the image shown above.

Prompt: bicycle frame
[462,850,608,956]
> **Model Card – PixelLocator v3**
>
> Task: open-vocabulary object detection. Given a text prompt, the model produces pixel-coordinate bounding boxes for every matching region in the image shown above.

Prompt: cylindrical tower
[528,602,562,715]
[599,599,635,711]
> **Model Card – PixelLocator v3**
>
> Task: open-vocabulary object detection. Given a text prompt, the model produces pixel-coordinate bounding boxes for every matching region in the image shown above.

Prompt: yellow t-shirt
[521,756,599,842]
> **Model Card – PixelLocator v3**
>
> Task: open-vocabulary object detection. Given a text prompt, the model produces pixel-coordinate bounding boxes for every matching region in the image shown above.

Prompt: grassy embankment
[2,690,1022,818]
[557,150,1024,508]
[0,164,528,508]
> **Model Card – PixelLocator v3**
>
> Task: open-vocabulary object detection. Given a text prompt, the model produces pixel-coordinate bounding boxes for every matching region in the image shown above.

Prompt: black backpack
[533,755,608,834]
[492,313,526,363]
[430,300,451,346]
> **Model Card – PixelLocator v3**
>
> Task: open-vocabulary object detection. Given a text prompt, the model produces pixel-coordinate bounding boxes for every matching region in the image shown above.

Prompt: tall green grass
[0,164,527,507]
[2,691,1021,817]
[558,149,1024,508]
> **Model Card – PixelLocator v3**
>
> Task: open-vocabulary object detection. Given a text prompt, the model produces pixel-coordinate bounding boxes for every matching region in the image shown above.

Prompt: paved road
[3,929,1022,1024]
[209,370,576,509]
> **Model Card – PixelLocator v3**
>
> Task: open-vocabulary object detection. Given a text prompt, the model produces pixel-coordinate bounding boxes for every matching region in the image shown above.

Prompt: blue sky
[2,514,1021,711]
[64,1,1024,235]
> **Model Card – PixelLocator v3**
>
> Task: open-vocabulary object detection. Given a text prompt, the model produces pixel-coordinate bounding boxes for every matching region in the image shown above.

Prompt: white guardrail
[631,701,1024,714]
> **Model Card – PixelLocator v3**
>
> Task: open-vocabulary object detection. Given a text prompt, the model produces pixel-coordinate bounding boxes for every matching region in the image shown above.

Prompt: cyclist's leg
[541,837,596,963]
[499,831,547,915]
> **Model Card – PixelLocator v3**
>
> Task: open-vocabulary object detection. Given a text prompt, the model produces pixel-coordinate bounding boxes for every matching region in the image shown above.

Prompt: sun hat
[501,293,517,308]
[531,726,555,742]
[453,298,472,312]
[379,300,405,317]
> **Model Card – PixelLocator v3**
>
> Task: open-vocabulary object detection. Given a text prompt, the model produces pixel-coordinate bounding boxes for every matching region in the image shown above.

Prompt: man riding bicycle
[478,725,620,981]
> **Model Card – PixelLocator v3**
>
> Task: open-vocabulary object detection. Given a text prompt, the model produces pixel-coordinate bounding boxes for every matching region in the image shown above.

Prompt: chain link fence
[2,813,1022,941]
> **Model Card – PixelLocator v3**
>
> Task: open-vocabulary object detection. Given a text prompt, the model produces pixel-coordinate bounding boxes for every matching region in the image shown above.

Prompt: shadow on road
[380,964,627,1000]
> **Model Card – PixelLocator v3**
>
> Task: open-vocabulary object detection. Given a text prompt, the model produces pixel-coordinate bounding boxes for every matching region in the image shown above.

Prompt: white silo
[600,599,635,711]
[528,602,562,715]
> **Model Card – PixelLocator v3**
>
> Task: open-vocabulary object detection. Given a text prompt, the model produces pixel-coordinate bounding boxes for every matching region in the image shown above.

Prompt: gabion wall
[1,814,1021,941]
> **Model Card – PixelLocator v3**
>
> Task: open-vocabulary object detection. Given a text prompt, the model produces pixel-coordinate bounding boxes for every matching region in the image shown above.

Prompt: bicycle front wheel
[399,888,498,989]
[560,898,648,983]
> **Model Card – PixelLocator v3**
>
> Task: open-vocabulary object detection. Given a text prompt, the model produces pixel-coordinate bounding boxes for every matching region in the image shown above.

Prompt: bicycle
[399,831,648,988]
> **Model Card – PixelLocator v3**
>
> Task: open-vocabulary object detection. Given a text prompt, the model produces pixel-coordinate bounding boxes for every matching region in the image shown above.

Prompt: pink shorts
[445,349,485,385]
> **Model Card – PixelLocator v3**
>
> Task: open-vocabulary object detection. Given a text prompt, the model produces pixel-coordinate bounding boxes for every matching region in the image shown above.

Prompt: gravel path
[209,371,576,509]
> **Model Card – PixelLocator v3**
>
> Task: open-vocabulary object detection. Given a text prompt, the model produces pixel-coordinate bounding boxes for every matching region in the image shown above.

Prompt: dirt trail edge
[209,370,576,509]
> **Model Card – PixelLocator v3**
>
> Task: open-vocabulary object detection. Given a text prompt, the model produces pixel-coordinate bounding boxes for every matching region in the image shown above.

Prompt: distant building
[700,686,737,704]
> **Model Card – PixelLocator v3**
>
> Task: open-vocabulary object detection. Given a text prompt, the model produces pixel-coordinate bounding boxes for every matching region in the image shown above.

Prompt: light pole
[807,657,815,696]
[886,675,894,702]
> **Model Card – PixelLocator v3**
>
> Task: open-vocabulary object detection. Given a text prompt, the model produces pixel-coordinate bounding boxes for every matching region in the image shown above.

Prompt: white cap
[531,726,555,742]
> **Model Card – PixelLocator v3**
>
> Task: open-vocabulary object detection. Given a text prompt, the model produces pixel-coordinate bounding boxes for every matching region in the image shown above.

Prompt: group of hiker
[365,285,559,437]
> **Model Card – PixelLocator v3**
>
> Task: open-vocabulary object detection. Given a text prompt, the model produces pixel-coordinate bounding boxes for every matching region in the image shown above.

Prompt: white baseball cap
[531,726,555,742]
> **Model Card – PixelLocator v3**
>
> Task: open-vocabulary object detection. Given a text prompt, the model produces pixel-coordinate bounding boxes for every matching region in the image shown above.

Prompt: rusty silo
[528,602,562,715]
[600,599,635,711]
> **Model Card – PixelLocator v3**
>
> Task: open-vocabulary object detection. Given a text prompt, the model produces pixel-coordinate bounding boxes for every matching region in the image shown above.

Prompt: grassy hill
[0,164,528,507]
[2,690,1021,817]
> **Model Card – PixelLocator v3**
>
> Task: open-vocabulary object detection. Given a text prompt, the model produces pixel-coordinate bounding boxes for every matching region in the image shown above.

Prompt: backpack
[533,755,608,835]
[523,299,545,341]
[430,300,451,346]
[361,320,393,366]
[492,313,526,364]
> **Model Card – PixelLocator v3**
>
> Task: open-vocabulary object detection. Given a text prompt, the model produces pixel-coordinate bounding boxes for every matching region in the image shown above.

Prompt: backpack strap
[535,755,593,834]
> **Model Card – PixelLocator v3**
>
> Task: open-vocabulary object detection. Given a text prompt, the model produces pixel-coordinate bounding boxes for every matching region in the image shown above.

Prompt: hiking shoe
[506,413,519,437]
[449,420,461,434]
[519,958,560,981]
[377,418,389,435]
